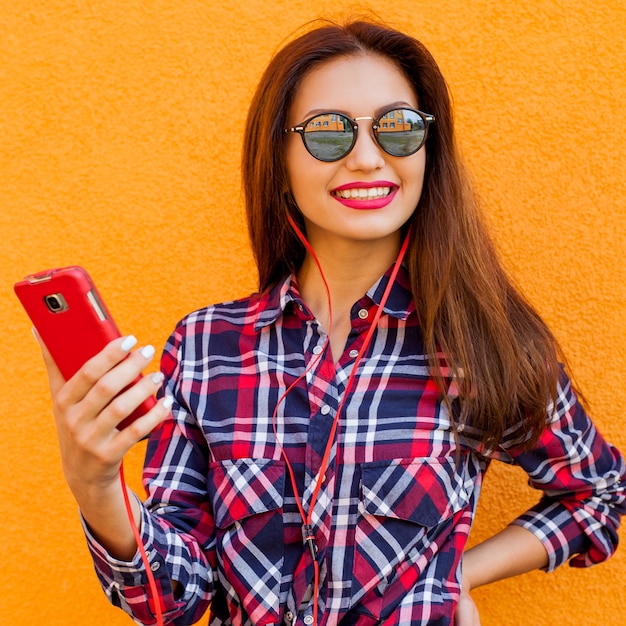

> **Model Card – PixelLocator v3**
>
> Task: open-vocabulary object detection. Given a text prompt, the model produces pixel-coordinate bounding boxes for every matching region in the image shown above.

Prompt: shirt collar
[253,274,303,331]
[366,263,415,320]
[254,264,415,331]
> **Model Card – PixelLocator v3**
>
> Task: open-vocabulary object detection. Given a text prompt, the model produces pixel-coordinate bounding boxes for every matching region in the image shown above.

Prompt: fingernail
[31,327,40,342]
[121,335,138,352]
[163,396,174,409]
[140,344,155,359]
[150,372,164,385]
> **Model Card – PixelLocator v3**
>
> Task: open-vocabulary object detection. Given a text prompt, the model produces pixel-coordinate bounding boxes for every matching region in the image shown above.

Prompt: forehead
[289,53,418,121]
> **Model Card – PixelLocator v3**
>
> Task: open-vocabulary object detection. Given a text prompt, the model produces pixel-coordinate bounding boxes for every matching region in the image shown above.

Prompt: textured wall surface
[1,1,625,624]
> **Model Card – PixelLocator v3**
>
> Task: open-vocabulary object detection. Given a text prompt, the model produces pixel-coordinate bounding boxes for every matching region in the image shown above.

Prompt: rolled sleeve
[81,321,218,625]
[82,436,216,624]
[83,504,186,624]
[507,370,626,571]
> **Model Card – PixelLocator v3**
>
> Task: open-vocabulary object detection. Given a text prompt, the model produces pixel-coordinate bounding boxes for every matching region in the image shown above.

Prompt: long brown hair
[242,19,566,450]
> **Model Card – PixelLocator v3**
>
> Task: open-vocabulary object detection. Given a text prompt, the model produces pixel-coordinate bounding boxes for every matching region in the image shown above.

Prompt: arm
[456,369,626,625]
[462,524,548,589]
[38,332,214,624]
[38,333,171,559]
[83,321,217,625]
[455,525,548,625]
[507,370,626,571]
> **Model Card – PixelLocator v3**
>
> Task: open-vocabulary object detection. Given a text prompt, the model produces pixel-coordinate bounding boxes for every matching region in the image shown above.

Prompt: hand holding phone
[14,266,157,429]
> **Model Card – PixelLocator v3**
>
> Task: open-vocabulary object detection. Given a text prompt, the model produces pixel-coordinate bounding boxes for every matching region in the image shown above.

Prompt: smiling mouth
[332,186,393,200]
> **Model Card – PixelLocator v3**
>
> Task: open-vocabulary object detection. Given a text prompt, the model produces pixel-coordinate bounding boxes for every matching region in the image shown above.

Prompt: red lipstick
[331,180,398,210]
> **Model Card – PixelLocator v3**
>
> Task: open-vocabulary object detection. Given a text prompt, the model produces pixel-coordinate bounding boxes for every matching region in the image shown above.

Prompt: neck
[296,235,401,331]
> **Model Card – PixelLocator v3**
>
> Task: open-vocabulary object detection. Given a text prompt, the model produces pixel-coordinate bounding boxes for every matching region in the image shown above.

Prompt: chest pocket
[352,456,472,605]
[208,458,285,626]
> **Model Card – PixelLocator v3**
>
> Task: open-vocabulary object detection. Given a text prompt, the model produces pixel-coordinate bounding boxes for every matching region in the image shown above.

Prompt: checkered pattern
[85,267,626,625]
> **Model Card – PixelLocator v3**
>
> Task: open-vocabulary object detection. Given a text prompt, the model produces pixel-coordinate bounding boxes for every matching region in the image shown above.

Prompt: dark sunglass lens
[376,109,427,156]
[303,113,354,161]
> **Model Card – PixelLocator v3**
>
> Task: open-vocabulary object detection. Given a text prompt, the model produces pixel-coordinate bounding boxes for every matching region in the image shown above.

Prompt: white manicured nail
[163,396,174,409]
[150,372,164,385]
[121,335,138,352]
[140,345,155,359]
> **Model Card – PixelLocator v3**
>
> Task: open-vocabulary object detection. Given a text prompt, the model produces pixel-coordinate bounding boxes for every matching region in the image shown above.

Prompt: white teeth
[335,186,391,200]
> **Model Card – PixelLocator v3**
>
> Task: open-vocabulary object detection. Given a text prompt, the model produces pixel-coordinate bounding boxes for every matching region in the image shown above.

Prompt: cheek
[285,151,332,211]
[406,153,427,201]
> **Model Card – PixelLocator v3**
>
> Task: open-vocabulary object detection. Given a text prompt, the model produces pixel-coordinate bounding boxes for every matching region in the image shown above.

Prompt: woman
[40,19,625,626]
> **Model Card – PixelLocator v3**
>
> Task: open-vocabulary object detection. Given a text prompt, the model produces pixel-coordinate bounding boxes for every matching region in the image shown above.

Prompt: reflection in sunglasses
[287,107,434,162]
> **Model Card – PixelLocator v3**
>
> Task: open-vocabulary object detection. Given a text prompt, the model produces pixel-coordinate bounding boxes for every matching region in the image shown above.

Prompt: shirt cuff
[80,504,164,585]
[511,500,589,572]
[80,506,186,623]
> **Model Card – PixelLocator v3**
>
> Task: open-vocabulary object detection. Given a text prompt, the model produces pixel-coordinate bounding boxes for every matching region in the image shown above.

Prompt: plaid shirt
[86,267,626,626]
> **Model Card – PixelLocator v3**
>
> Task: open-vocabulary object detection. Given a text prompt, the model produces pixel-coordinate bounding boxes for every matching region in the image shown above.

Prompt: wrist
[461,563,474,594]
[461,546,481,592]
[67,469,124,510]
[78,479,143,561]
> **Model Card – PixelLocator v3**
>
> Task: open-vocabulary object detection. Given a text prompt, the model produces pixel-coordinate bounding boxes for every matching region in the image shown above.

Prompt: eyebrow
[299,100,417,120]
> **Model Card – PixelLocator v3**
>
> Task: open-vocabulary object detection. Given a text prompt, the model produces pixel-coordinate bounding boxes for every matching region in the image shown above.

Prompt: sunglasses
[285,107,435,162]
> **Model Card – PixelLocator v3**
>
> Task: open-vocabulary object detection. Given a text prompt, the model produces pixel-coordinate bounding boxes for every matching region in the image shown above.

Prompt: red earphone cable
[119,461,165,626]
[116,222,410,626]
[275,217,411,625]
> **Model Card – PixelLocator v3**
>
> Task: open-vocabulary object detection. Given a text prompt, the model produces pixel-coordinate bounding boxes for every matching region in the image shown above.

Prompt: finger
[112,393,174,450]
[32,327,66,396]
[96,366,164,432]
[454,594,481,626]
[61,335,140,408]
[76,343,157,422]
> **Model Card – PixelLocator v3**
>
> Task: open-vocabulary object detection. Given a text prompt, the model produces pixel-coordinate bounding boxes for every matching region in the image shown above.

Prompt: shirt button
[304,616,314,625]
[150,561,160,571]
[349,349,359,358]
[312,345,323,355]
[358,308,368,319]
[285,611,294,622]
[320,405,331,415]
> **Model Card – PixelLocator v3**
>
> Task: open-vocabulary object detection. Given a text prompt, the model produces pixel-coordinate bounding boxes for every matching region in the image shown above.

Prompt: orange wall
[2,1,625,624]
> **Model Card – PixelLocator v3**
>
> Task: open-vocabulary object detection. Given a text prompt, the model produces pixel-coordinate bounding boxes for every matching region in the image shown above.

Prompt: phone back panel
[14,266,121,380]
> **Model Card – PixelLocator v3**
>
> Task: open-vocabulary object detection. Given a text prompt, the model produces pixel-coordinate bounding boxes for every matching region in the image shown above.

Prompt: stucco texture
[1,1,625,624]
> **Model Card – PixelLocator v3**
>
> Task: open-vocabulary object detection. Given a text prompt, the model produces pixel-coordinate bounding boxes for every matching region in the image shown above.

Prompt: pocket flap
[361,457,470,528]
[208,458,285,529]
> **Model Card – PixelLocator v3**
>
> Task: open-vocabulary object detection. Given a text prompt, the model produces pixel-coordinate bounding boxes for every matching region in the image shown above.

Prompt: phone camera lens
[44,293,68,313]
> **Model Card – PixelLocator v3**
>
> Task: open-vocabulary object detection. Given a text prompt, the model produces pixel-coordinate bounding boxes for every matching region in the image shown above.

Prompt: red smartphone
[14,266,156,429]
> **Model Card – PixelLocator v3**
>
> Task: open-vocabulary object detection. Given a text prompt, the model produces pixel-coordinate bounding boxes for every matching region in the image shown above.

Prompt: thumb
[32,327,67,396]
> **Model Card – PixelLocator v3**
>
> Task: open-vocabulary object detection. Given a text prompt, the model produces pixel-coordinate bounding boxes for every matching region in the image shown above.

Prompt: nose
[344,118,386,171]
